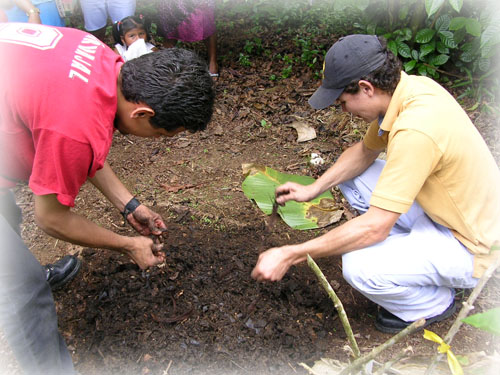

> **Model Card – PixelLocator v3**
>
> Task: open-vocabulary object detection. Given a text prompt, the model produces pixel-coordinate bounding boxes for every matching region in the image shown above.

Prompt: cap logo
[322,60,326,80]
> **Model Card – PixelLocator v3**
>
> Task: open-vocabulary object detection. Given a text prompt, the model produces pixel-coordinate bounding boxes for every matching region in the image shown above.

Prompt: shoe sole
[375,300,458,334]
[50,257,82,291]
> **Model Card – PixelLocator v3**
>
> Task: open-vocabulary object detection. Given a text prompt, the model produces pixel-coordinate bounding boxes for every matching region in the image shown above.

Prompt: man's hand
[275,182,318,205]
[251,246,296,282]
[126,205,167,236]
[125,236,165,269]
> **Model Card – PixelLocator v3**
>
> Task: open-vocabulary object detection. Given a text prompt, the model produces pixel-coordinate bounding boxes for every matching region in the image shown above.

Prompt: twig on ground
[307,254,361,359]
[425,250,500,375]
[339,320,425,375]
[373,347,412,375]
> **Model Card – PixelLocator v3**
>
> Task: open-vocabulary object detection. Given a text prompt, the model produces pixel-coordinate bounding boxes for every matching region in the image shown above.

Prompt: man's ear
[130,105,155,119]
[358,80,375,96]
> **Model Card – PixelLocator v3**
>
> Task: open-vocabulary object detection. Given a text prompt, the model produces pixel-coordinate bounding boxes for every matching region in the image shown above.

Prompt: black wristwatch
[121,197,141,221]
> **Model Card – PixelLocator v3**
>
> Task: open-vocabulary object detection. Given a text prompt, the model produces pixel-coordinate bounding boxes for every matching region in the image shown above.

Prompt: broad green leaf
[387,40,398,56]
[426,0,445,18]
[439,31,458,48]
[241,164,343,230]
[465,18,482,37]
[420,43,436,58]
[404,60,417,72]
[449,17,466,31]
[481,21,500,49]
[411,49,419,60]
[448,0,463,13]
[418,64,428,76]
[435,14,451,32]
[430,54,450,66]
[436,41,449,54]
[397,41,411,58]
[462,307,500,335]
[453,27,466,44]
[416,29,436,43]
[478,57,491,72]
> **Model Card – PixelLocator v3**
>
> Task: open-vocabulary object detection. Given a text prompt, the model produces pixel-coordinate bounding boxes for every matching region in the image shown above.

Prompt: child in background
[112,15,156,61]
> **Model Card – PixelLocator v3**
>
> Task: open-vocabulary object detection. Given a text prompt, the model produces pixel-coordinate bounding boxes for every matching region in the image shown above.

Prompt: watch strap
[121,197,141,221]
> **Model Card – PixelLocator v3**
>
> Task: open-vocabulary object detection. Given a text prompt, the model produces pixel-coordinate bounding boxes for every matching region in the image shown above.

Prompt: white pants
[80,0,136,31]
[339,160,478,322]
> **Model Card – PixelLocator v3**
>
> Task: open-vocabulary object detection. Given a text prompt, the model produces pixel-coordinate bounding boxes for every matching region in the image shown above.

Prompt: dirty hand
[126,205,167,236]
[126,236,166,269]
[251,246,295,282]
[275,182,317,206]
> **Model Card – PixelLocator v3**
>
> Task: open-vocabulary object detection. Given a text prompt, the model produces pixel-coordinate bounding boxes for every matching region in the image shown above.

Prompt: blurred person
[79,0,136,42]
[1,0,64,25]
[157,0,218,79]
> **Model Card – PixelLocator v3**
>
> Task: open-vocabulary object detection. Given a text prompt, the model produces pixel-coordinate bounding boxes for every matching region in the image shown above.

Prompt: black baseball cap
[308,34,387,110]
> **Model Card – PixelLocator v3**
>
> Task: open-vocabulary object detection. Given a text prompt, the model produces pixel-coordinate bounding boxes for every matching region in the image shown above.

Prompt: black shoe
[375,299,457,334]
[44,255,81,290]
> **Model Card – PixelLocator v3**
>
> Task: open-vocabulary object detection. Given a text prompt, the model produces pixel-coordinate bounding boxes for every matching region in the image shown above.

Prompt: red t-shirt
[0,23,123,206]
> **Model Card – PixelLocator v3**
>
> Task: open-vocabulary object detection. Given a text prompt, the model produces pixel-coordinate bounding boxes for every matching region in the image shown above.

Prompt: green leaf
[448,0,463,13]
[453,27,467,44]
[418,64,428,76]
[430,54,449,66]
[411,49,419,60]
[465,18,482,37]
[404,60,417,72]
[397,41,411,58]
[462,307,500,335]
[436,41,449,54]
[435,14,451,32]
[415,29,436,43]
[478,57,491,72]
[241,164,343,230]
[420,43,436,58]
[387,40,398,56]
[439,31,457,48]
[481,21,500,48]
[425,0,445,18]
[449,17,466,31]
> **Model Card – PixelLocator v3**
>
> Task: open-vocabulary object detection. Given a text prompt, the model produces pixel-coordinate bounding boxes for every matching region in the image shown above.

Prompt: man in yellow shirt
[251,34,500,333]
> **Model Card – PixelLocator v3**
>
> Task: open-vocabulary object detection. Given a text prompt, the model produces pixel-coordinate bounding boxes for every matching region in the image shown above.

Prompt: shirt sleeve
[370,129,442,213]
[363,120,387,151]
[29,129,94,207]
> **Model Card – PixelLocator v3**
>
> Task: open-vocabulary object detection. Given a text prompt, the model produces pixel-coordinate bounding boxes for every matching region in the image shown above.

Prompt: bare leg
[204,33,218,79]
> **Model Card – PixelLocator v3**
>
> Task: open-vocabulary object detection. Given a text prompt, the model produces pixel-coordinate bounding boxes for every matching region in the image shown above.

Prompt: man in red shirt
[0,22,214,374]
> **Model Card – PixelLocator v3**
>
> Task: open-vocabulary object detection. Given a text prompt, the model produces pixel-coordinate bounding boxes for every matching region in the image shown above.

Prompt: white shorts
[80,0,136,31]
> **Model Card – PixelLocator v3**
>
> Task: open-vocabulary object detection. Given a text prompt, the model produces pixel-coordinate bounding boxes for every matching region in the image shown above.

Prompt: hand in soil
[125,205,167,236]
[125,235,166,269]
[251,245,296,282]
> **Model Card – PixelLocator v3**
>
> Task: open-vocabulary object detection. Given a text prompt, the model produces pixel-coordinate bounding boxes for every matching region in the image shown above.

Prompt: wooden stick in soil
[307,254,361,358]
[338,319,425,375]
[425,250,500,375]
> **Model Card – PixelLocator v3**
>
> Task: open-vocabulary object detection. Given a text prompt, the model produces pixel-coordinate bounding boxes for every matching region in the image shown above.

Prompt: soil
[2,3,500,375]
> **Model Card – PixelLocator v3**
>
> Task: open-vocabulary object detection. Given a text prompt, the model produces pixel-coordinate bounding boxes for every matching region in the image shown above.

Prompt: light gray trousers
[339,160,478,322]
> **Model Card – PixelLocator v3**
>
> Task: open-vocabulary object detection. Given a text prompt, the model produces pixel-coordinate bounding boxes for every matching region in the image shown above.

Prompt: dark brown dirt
[2,2,500,375]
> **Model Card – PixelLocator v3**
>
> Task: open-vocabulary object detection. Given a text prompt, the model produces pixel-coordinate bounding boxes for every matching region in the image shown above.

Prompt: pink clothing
[0,23,123,206]
[159,0,215,42]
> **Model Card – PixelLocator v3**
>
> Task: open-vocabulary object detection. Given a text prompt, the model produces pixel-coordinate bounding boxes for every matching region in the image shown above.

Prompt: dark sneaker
[44,255,81,290]
[375,299,457,334]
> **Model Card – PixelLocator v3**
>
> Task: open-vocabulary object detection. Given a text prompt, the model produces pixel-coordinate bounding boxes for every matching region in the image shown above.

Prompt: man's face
[336,85,380,123]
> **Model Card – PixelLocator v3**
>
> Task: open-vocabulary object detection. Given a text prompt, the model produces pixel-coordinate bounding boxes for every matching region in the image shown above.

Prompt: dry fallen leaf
[288,121,317,142]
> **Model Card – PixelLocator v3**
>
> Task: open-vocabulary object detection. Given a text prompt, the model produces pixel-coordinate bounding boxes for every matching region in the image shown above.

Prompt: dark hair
[112,15,151,46]
[120,48,215,133]
[343,37,402,95]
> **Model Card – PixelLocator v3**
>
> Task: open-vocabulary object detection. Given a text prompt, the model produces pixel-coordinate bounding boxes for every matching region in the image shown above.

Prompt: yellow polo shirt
[364,72,500,277]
